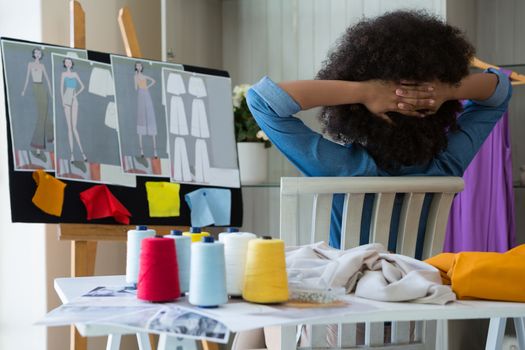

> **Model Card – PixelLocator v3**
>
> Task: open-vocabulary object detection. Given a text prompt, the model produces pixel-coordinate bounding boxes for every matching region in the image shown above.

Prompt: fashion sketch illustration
[134,62,158,167]
[20,47,52,163]
[61,57,87,172]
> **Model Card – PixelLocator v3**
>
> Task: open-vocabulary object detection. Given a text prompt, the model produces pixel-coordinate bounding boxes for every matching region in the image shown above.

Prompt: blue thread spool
[165,229,191,294]
[189,236,228,307]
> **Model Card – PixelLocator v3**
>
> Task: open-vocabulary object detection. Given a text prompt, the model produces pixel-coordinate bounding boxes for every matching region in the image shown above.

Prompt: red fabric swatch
[80,185,131,224]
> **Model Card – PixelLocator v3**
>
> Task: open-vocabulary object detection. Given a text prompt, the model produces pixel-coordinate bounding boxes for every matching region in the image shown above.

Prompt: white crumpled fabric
[286,242,455,305]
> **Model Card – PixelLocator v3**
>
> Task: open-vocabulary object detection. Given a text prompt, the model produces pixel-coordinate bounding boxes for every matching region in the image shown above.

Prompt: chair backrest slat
[422,192,456,259]
[397,193,426,256]
[370,193,396,248]
[341,193,365,249]
[311,194,334,244]
[280,191,299,246]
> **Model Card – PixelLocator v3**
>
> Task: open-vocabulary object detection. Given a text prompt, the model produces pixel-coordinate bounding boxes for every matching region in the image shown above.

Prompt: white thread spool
[126,225,156,284]
[220,231,256,296]
[165,229,192,294]
[218,227,239,242]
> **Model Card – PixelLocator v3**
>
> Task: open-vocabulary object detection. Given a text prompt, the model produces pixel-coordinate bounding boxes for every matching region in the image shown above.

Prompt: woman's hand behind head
[361,80,438,123]
[395,80,456,116]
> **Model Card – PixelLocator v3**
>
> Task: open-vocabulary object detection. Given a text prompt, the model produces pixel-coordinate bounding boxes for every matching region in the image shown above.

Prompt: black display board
[3,38,243,226]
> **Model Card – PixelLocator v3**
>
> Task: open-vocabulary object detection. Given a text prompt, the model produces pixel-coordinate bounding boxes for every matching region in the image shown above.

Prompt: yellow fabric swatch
[425,245,525,302]
[145,182,180,217]
[32,169,66,216]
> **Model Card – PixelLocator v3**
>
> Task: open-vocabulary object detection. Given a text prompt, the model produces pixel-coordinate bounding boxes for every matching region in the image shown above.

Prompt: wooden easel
[63,3,217,350]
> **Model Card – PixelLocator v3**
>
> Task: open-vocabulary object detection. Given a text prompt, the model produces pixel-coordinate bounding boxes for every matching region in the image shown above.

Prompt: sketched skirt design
[136,87,157,136]
[30,82,53,149]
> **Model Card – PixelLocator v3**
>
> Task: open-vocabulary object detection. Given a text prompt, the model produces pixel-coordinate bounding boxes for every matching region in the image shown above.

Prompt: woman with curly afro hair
[245,9,510,246]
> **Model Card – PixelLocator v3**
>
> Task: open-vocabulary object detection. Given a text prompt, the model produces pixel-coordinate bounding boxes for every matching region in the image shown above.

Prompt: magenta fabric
[444,70,515,252]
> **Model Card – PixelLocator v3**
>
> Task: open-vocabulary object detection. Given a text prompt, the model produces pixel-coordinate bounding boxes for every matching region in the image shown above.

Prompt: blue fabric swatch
[185,188,231,227]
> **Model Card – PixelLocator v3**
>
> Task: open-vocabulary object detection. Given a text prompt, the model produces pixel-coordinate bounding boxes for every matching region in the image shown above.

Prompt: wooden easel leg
[86,241,98,276]
[71,327,87,350]
[202,341,219,350]
[148,334,158,349]
[71,240,98,350]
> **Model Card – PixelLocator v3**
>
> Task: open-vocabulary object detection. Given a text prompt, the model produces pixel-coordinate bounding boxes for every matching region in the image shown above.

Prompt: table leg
[485,317,506,350]
[514,318,525,350]
[137,333,153,350]
[158,334,198,350]
[106,334,122,350]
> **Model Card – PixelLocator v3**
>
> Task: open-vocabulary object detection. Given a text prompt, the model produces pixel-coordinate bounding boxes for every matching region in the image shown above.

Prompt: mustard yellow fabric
[32,169,66,216]
[145,182,180,217]
[425,245,525,302]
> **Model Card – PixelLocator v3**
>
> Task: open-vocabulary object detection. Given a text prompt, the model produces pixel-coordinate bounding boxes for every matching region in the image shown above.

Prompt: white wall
[165,0,223,69]
[0,2,48,350]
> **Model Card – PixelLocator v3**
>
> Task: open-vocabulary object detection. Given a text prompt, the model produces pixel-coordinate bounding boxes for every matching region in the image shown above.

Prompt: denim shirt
[246,69,512,256]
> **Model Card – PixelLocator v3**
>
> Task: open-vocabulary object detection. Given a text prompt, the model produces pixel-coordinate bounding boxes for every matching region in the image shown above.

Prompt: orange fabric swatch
[32,169,66,216]
[425,245,525,302]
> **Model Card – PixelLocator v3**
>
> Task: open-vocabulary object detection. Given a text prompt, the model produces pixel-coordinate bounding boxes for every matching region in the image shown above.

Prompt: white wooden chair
[278,176,464,349]
[277,176,525,350]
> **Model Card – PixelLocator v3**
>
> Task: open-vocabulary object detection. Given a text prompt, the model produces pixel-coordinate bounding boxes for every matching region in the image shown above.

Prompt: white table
[55,275,198,350]
[55,275,525,350]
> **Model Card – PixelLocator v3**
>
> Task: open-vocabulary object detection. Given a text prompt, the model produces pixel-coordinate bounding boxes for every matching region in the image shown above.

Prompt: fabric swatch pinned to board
[145,182,181,217]
[185,188,231,227]
[32,169,67,216]
[79,185,131,224]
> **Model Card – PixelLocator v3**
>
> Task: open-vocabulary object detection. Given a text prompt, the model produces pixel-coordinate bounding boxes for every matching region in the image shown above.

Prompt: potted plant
[233,84,270,185]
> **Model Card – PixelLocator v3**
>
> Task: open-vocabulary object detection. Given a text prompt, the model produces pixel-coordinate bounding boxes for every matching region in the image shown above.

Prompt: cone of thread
[183,227,210,243]
[243,238,288,303]
[189,237,228,307]
[221,232,256,296]
[126,226,156,284]
[137,237,180,302]
[165,230,191,293]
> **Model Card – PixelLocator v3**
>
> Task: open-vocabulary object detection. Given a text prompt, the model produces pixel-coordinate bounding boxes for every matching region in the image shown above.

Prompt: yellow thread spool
[183,227,210,243]
[243,237,288,303]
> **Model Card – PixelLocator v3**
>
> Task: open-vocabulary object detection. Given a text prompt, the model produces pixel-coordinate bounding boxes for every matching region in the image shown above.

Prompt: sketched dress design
[60,57,87,172]
[134,62,158,162]
[21,48,52,162]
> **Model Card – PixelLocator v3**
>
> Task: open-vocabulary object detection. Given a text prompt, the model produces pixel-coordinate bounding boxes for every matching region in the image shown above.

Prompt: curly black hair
[316,10,475,171]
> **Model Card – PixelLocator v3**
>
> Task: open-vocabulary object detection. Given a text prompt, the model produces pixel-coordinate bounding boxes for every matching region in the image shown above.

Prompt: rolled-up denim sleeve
[471,68,511,107]
[246,76,376,177]
[432,69,512,176]
[250,76,301,116]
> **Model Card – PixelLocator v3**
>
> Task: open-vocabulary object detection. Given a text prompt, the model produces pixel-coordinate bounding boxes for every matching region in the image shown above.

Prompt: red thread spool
[137,236,180,302]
